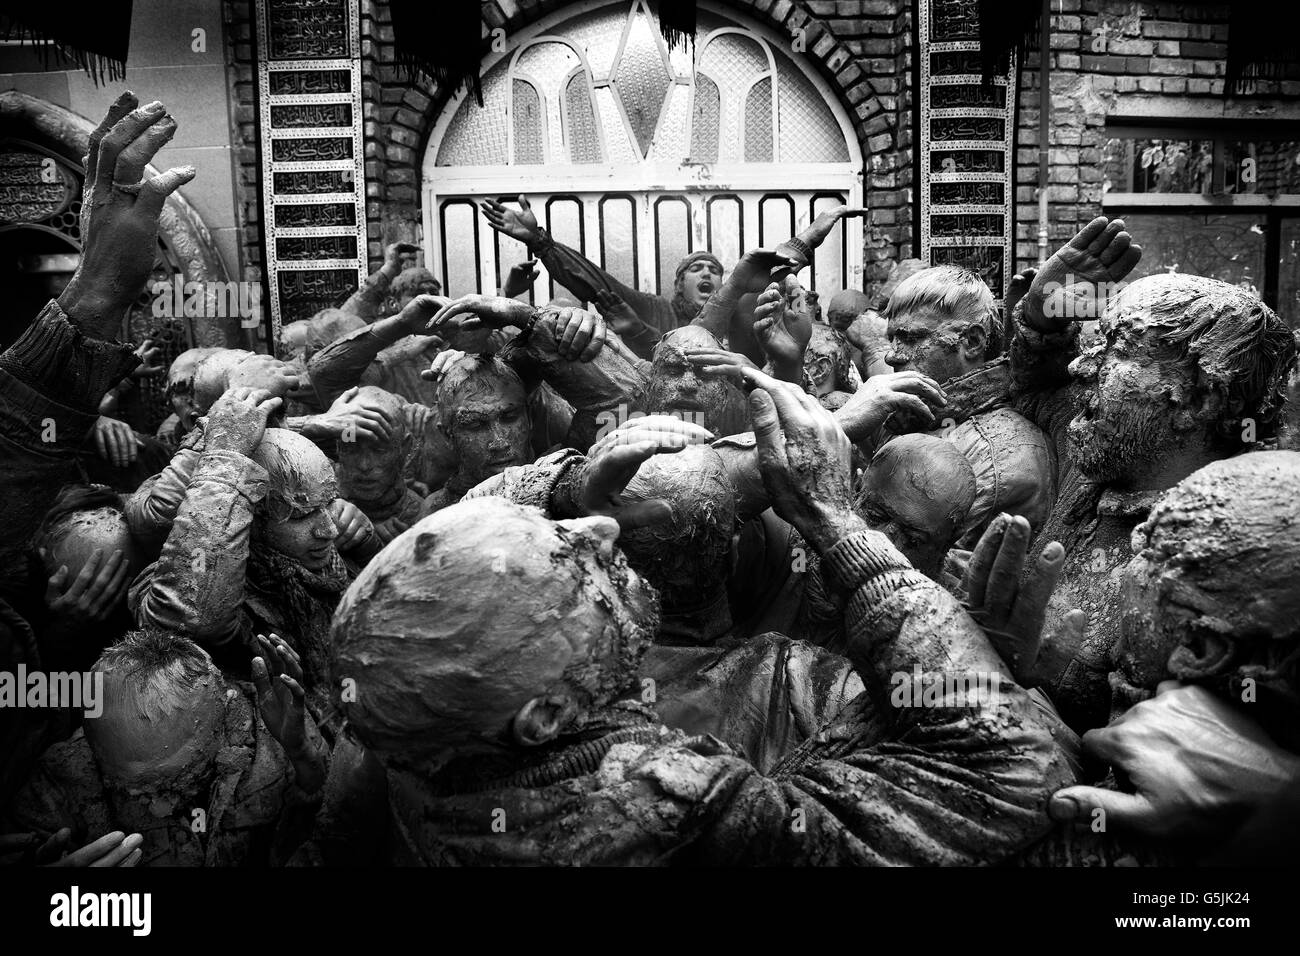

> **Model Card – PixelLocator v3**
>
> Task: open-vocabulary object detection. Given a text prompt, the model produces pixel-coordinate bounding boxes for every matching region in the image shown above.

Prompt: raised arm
[340,242,417,321]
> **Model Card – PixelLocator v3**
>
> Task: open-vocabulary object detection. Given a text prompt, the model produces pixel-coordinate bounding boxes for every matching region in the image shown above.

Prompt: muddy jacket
[299,517,1073,865]
[4,682,326,866]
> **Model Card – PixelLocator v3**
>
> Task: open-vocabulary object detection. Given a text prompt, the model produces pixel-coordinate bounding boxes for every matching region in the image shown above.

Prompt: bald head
[826,289,871,333]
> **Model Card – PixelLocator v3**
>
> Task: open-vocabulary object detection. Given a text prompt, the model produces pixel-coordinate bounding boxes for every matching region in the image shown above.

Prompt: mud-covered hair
[436,353,526,428]
[1118,274,1298,445]
[32,483,125,552]
[94,630,220,721]
[884,264,1002,359]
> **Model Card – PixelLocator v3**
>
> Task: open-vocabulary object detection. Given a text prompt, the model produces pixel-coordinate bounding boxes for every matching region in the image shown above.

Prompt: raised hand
[539,307,605,362]
[43,547,129,628]
[833,370,947,441]
[252,632,309,756]
[595,289,642,337]
[480,195,540,245]
[729,248,802,293]
[742,366,855,553]
[384,241,418,270]
[752,281,812,380]
[1050,683,1300,840]
[776,205,867,267]
[686,347,758,378]
[961,514,1077,685]
[204,386,281,456]
[425,294,534,337]
[60,92,196,337]
[314,386,394,444]
[1025,216,1143,331]
[92,416,141,469]
[569,436,692,531]
[502,258,539,298]
[590,415,714,457]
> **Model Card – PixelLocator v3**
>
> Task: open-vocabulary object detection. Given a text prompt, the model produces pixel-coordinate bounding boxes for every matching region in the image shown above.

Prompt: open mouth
[696,282,714,296]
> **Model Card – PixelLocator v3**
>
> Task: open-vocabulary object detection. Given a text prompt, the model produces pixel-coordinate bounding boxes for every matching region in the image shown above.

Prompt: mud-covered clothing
[299,522,1073,865]
[4,683,327,867]
[128,449,349,718]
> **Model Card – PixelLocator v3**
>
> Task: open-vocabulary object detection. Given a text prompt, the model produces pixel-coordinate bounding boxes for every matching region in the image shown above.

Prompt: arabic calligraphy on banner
[255,0,367,332]
[917,0,1017,302]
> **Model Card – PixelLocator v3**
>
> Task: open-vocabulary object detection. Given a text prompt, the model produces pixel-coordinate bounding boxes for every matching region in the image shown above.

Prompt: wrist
[526,227,550,254]
[799,500,864,556]
[57,279,124,335]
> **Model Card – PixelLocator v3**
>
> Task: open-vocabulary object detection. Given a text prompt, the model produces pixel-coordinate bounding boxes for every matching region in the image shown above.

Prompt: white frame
[420,0,865,297]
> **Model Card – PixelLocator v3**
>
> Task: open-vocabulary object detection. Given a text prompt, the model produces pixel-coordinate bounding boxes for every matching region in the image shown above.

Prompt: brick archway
[359,0,912,289]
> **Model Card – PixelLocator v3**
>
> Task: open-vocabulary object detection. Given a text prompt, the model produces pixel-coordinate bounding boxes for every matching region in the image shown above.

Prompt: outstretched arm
[340,242,417,321]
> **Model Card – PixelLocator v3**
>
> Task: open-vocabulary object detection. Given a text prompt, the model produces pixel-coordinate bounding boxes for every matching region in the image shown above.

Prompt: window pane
[496,228,533,304]
[440,201,480,296]
[513,79,544,165]
[810,193,846,294]
[655,196,691,295]
[600,195,637,290]
[745,77,773,163]
[759,194,794,248]
[1225,141,1300,196]
[691,75,720,163]
[707,195,743,267]
[1119,213,1266,293]
[1101,137,1213,195]
[566,74,602,164]
[546,196,585,302]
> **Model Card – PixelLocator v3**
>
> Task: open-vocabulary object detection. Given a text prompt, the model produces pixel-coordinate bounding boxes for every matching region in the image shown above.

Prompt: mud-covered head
[826,288,871,334]
[332,497,660,774]
[1112,452,1300,727]
[191,349,252,415]
[884,265,1001,384]
[1068,273,1298,485]
[33,483,144,584]
[390,266,441,312]
[279,308,366,362]
[856,434,977,579]
[337,386,410,508]
[805,323,854,397]
[436,353,531,483]
[165,347,220,432]
[645,327,749,436]
[616,444,736,614]
[673,251,725,315]
[250,428,340,571]
[85,631,227,800]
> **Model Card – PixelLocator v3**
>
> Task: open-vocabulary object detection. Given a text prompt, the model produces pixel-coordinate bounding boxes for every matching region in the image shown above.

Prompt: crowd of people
[1,92,1298,867]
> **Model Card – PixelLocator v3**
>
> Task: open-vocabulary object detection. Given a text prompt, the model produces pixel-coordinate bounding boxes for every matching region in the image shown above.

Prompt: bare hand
[426,294,534,337]
[778,205,867,266]
[421,348,467,382]
[752,281,811,373]
[730,248,802,293]
[1025,216,1143,331]
[480,194,540,245]
[1050,683,1300,840]
[60,92,196,331]
[540,307,605,362]
[130,338,164,379]
[204,386,281,456]
[962,514,1075,685]
[743,367,854,552]
[252,633,309,756]
[686,347,758,378]
[92,416,141,469]
[44,548,129,627]
[590,415,714,457]
[573,438,691,531]
[502,258,539,298]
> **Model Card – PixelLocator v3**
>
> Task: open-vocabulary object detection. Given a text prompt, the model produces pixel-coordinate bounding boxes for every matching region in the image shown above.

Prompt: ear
[1166,626,1239,681]
[960,323,987,362]
[510,694,578,747]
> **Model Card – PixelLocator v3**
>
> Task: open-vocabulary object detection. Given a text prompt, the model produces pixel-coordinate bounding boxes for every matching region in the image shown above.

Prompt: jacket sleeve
[129,448,268,651]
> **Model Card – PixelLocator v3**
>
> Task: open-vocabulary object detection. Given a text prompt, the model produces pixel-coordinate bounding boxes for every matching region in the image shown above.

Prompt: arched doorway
[421,0,865,304]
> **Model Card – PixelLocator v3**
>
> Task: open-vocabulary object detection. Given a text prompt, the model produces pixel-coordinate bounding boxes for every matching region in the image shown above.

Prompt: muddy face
[856,472,962,580]
[676,259,724,311]
[447,391,531,484]
[253,431,341,570]
[1067,311,1190,484]
[644,342,749,436]
[885,306,979,383]
[260,505,339,571]
[338,434,405,507]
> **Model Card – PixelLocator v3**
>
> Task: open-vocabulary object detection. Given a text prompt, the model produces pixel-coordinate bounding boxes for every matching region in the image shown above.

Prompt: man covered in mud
[301,372,1073,866]
[1008,217,1298,730]
[127,387,368,722]
[332,385,425,543]
[5,630,327,866]
[1018,451,1300,865]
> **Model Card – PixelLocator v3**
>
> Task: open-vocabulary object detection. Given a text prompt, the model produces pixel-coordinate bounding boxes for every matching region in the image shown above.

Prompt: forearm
[341,260,400,321]
[307,320,407,407]
[131,449,266,648]
[124,432,205,546]
[504,321,648,427]
[1008,298,1080,399]
[530,228,667,333]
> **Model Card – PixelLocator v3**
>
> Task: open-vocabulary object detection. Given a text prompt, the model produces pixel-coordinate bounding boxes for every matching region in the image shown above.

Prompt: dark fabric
[389,0,485,107]
[977,0,1041,85]
[653,0,696,52]
[0,3,132,85]
[1224,3,1300,95]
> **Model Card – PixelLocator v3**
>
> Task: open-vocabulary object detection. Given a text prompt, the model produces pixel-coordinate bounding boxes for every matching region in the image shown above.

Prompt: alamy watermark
[0,666,102,718]
[151,276,263,328]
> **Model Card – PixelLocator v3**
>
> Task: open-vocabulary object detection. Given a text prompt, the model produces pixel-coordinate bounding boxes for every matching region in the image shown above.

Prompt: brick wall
[1015,0,1300,273]
[225,0,916,300]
